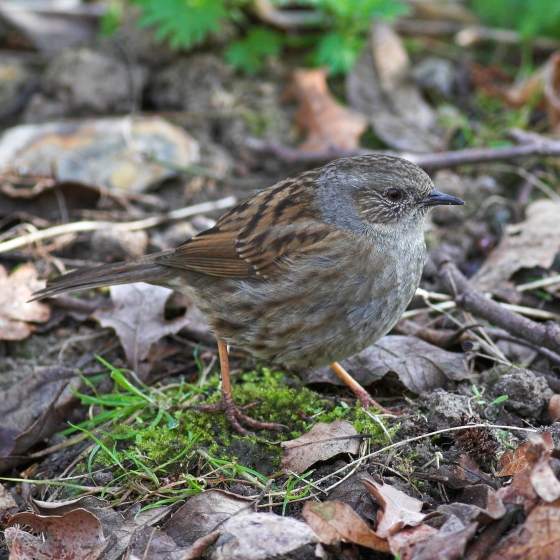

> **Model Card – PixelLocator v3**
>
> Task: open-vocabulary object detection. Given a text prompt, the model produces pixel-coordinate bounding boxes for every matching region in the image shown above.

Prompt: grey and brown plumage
[32,155,464,433]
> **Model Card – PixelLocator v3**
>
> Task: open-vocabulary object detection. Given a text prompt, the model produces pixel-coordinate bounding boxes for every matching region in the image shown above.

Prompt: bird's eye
[386,189,402,201]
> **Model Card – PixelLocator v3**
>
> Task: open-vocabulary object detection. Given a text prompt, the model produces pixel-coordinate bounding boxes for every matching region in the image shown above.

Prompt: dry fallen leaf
[363,478,429,537]
[327,471,377,522]
[428,454,496,491]
[125,526,220,560]
[497,432,554,478]
[461,485,506,522]
[280,420,362,474]
[306,335,470,393]
[302,500,390,552]
[0,179,101,222]
[497,447,531,478]
[0,366,78,435]
[163,489,252,548]
[531,456,560,503]
[412,515,478,560]
[469,50,560,135]
[0,376,79,474]
[386,524,437,560]
[524,434,560,503]
[429,462,493,490]
[212,512,319,560]
[94,283,191,371]
[0,484,17,513]
[125,527,180,560]
[473,199,560,294]
[285,67,368,151]
[496,433,560,526]
[469,59,544,110]
[347,21,442,153]
[0,264,50,340]
[32,497,173,560]
[5,509,106,560]
[487,498,560,560]
[498,466,541,516]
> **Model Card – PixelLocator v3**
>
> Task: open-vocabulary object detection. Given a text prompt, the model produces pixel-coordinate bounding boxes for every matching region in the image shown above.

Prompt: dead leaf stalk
[517,274,560,292]
[0,196,237,254]
[420,290,509,364]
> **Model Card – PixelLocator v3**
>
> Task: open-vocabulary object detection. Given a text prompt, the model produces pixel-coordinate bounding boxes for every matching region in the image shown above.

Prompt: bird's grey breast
[344,229,426,349]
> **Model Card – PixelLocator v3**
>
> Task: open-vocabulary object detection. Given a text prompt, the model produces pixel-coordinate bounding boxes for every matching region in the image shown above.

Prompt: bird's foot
[357,391,405,415]
[330,361,404,415]
[196,391,288,436]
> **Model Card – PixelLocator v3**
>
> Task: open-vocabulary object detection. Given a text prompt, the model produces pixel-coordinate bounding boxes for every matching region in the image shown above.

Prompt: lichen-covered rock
[489,366,552,418]
[24,48,147,122]
[419,388,473,432]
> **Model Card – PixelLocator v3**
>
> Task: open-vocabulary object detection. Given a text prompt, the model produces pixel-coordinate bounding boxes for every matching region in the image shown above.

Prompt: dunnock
[32,155,464,433]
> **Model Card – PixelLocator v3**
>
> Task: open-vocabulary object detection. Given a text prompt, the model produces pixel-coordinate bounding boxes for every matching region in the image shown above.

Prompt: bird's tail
[30,250,174,301]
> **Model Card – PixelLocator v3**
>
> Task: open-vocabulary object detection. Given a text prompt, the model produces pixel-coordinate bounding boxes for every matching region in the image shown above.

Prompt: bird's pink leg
[196,338,286,434]
[330,362,402,415]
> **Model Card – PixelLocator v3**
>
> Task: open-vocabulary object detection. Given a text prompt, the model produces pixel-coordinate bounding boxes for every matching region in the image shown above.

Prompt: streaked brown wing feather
[155,170,336,279]
[157,229,252,278]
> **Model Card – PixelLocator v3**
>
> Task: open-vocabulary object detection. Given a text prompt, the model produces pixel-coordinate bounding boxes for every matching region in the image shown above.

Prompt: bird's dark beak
[418,189,465,207]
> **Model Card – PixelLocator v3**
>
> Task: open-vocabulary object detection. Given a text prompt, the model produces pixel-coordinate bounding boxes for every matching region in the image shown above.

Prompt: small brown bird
[32,155,464,433]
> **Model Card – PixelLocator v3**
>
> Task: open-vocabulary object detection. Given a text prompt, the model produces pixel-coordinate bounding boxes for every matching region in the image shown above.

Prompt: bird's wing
[155,171,338,279]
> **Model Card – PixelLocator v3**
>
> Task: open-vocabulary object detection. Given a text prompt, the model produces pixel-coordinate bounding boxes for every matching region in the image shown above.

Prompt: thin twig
[492,164,560,205]
[439,261,560,355]
[0,196,236,254]
[420,293,509,364]
[245,130,560,170]
[406,287,560,321]
[487,328,560,366]
[312,423,537,488]
[517,274,560,292]
[401,300,456,319]
[363,409,393,444]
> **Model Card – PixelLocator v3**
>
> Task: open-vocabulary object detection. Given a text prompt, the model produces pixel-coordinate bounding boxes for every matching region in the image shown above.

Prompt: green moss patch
[64,362,398,506]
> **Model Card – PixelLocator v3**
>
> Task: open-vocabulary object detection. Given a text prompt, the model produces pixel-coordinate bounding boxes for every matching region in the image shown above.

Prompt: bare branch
[245,130,560,170]
[439,261,560,356]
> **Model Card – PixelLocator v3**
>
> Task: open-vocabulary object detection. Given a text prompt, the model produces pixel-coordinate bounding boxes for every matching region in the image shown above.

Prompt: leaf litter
[5,509,106,560]
[473,199,560,295]
[302,500,390,552]
[280,420,362,473]
[285,67,368,152]
[93,283,192,372]
[306,334,470,393]
[0,264,50,341]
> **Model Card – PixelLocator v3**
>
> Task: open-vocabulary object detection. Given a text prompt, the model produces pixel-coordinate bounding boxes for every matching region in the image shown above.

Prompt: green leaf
[225,27,283,73]
[314,31,364,74]
[309,0,408,23]
[472,0,560,39]
[132,0,228,49]
[100,1,123,38]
